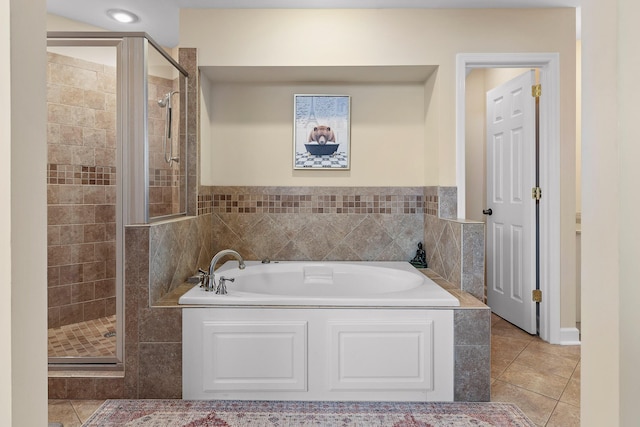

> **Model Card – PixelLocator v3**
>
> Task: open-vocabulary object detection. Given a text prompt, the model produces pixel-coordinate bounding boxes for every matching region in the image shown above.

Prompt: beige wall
[581,0,622,424]
[0,0,11,421]
[182,8,576,188]
[584,0,640,423]
[47,13,107,31]
[464,69,486,223]
[3,0,48,426]
[202,81,428,186]
[618,1,640,423]
[575,41,582,213]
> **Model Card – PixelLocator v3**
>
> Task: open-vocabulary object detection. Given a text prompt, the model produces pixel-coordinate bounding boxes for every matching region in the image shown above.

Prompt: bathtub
[178,261,459,307]
[181,261,458,402]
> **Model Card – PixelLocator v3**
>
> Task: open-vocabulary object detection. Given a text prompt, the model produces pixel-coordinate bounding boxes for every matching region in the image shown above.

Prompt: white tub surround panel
[183,308,454,402]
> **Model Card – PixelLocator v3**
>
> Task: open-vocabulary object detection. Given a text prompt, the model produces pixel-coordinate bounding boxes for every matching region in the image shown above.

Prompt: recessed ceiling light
[106,9,139,24]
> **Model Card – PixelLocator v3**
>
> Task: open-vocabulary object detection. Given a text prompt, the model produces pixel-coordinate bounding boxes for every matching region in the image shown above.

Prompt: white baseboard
[559,327,581,345]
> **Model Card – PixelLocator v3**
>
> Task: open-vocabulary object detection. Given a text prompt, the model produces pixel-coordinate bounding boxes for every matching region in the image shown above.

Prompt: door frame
[455,53,561,344]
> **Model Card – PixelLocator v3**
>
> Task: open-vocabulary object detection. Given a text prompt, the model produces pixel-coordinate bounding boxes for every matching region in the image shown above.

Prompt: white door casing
[485,70,537,334]
[456,53,562,344]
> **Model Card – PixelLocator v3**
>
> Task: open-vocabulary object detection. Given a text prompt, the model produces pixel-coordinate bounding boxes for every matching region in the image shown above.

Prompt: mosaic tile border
[425,195,438,216]
[198,187,426,216]
[149,168,181,187]
[48,164,116,186]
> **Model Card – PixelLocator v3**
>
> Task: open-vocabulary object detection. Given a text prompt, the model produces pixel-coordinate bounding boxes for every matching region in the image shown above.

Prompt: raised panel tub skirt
[183,308,455,402]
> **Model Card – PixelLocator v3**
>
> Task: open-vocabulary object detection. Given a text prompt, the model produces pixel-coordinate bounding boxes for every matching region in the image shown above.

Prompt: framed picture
[293,94,350,170]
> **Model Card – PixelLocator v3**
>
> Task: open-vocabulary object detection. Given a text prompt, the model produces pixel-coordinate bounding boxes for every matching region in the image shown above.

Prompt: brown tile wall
[48,376,124,400]
[179,48,199,217]
[423,187,486,300]
[47,52,117,328]
[148,73,184,218]
[454,309,491,401]
[123,214,213,398]
[200,186,426,263]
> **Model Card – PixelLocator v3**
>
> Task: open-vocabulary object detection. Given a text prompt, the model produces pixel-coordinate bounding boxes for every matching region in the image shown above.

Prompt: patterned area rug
[83,400,535,426]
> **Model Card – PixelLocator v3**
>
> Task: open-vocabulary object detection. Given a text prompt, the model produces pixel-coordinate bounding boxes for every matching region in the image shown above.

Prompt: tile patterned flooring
[490,313,581,426]
[47,313,580,427]
[48,315,116,358]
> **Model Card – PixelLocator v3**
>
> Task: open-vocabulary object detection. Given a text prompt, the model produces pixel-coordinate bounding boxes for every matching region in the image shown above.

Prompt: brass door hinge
[532,289,542,303]
[532,84,542,98]
[532,187,542,201]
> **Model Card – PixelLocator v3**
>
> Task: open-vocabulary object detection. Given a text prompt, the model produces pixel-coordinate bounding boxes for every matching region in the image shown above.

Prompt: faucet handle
[197,269,209,288]
[215,276,235,295]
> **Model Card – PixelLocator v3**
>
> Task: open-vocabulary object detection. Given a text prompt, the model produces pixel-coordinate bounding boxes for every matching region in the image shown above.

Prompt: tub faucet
[206,249,245,293]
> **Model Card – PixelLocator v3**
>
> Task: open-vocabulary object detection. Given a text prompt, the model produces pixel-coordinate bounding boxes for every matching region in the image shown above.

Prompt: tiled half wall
[123,215,213,399]
[199,186,485,300]
[423,186,485,301]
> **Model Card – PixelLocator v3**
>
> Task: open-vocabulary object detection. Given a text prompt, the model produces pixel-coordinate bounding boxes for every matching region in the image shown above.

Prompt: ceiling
[46,0,581,48]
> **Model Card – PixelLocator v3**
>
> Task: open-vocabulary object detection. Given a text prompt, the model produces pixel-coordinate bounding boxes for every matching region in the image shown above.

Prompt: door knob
[482,208,493,216]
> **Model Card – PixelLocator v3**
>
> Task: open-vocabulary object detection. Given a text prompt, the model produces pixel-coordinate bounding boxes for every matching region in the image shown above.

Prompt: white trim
[455,53,561,344]
[559,327,581,346]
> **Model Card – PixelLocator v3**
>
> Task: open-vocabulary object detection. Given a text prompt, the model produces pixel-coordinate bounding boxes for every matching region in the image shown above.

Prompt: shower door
[46,41,122,364]
[46,33,189,367]
[147,45,188,221]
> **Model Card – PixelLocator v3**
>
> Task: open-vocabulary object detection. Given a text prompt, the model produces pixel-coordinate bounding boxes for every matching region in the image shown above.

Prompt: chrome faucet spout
[206,249,245,293]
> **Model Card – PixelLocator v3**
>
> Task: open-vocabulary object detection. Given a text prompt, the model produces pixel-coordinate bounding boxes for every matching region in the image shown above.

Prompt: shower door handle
[160,90,180,164]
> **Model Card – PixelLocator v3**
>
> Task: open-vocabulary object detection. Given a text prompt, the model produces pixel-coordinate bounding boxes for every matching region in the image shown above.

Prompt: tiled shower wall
[48,47,200,400]
[47,52,117,328]
[148,75,183,218]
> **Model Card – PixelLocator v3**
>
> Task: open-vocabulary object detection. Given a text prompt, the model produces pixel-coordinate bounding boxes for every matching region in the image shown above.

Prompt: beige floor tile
[492,320,537,341]
[492,334,531,363]
[491,312,503,325]
[546,401,580,427]
[491,353,514,379]
[560,375,580,407]
[573,361,581,378]
[498,361,570,400]
[515,345,579,379]
[525,339,581,362]
[490,313,581,426]
[70,399,105,423]
[48,400,81,427]
[491,380,558,427]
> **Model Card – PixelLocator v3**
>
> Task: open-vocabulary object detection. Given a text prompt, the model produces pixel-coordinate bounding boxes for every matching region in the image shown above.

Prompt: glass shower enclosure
[46,32,188,366]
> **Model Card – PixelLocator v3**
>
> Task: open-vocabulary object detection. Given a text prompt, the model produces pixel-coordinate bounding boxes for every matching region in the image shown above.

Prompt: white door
[485,70,537,334]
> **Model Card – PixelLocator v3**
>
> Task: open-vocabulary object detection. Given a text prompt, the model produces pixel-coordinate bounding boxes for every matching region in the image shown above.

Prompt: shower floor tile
[48,315,116,358]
